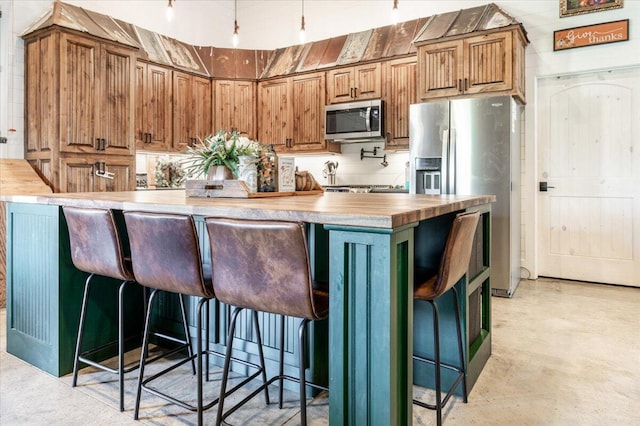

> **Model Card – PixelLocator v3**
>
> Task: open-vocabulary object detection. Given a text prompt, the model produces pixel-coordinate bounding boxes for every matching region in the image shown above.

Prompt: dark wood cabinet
[257,77,292,149]
[173,71,212,151]
[290,73,326,151]
[416,27,526,103]
[24,28,136,192]
[59,33,135,156]
[135,62,172,151]
[383,57,416,150]
[213,80,257,139]
[326,63,382,104]
[258,73,338,153]
[60,155,135,193]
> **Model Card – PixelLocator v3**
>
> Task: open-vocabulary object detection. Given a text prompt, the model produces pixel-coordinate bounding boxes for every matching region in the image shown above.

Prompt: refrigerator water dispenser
[415,157,442,195]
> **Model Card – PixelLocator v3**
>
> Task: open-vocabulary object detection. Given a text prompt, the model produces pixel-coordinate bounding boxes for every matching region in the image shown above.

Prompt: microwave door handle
[365,107,372,132]
[441,129,449,194]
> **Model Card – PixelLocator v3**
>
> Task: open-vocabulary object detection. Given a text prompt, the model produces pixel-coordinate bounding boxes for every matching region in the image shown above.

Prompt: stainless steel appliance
[325,99,384,141]
[409,96,522,297]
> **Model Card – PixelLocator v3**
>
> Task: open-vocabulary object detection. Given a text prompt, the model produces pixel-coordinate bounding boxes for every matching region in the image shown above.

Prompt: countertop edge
[0,192,496,229]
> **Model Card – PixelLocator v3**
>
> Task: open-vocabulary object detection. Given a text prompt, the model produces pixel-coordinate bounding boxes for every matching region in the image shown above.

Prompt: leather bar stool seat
[63,206,141,412]
[413,210,480,426]
[205,217,329,426]
[124,211,268,425]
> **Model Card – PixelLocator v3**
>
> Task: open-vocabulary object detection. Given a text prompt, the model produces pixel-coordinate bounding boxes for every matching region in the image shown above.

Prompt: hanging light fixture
[166,0,174,22]
[299,0,306,44]
[391,0,399,25]
[232,0,240,48]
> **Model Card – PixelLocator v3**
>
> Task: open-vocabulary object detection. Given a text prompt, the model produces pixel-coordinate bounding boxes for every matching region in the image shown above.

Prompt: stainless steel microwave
[325,99,384,141]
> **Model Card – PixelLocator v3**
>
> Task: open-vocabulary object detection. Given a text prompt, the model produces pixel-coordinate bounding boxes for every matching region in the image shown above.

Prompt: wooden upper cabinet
[257,78,291,148]
[383,57,416,150]
[290,72,326,151]
[327,63,382,104]
[135,62,172,151]
[172,71,212,151]
[213,80,256,139]
[25,33,57,155]
[59,33,135,155]
[258,73,335,153]
[193,76,212,140]
[417,27,526,103]
[354,63,382,100]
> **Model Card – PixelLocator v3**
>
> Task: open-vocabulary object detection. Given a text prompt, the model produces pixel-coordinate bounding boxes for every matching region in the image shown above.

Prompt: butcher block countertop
[1,190,495,229]
[0,159,52,195]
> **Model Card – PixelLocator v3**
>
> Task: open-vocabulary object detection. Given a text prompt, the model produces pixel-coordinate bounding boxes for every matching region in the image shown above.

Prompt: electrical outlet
[0,137,8,144]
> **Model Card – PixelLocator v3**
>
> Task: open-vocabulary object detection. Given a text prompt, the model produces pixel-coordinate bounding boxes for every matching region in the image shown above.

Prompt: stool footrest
[412,353,465,410]
[141,348,267,413]
[76,335,142,376]
[221,372,328,422]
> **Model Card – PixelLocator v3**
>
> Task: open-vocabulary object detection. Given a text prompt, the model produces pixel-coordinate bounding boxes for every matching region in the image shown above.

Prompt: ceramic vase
[207,165,234,181]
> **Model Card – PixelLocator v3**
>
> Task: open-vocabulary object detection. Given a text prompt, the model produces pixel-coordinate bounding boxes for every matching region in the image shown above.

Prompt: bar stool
[413,210,480,426]
[63,206,141,412]
[204,217,329,426]
[124,211,268,425]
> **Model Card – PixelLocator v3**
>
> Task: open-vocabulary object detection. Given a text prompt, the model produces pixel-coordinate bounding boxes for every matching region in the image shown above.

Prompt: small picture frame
[278,157,296,192]
[560,0,623,18]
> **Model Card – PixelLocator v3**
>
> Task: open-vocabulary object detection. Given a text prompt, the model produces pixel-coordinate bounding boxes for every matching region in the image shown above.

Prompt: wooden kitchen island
[2,190,494,425]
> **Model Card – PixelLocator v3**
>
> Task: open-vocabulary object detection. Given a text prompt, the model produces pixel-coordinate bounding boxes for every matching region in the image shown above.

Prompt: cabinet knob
[354,87,358,98]
[458,79,463,92]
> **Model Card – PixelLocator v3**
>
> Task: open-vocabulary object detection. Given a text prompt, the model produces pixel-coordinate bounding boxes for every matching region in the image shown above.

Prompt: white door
[537,67,640,287]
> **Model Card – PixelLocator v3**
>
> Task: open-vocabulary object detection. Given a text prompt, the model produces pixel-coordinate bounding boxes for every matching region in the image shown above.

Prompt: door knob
[539,182,555,192]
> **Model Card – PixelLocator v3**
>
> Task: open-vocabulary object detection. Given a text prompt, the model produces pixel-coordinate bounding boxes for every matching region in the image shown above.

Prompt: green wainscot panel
[6,204,143,376]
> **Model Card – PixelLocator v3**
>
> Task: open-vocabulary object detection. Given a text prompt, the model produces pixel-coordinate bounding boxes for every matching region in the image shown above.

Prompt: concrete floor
[1,278,639,425]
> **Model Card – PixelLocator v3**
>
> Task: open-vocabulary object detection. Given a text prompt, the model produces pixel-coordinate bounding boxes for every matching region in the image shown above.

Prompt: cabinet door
[136,62,172,151]
[172,71,193,151]
[60,156,134,193]
[26,34,57,154]
[258,78,291,148]
[214,80,256,139]
[134,62,147,148]
[214,80,256,138]
[193,76,212,140]
[94,156,135,192]
[98,43,135,155]
[326,68,354,104]
[463,31,513,95]
[214,80,234,133]
[353,63,381,100]
[59,33,99,154]
[291,73,326,150]
[417,40,464,100]
[234,81,256,139]
[384,57,416,150]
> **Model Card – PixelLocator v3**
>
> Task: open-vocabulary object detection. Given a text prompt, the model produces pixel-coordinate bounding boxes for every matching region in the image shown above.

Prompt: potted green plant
[182,130,261,180]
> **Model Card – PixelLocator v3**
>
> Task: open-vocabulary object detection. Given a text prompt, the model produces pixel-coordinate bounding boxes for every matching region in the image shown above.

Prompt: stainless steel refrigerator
[409,96,522,297]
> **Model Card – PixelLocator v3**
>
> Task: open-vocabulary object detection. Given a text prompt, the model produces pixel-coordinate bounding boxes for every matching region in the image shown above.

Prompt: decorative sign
[560,0,623,18]
[554,20,629,51]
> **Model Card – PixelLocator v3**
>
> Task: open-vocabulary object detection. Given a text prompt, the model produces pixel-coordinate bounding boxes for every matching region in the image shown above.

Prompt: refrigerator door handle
[449,128,456,194]
[441,129,449,194]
